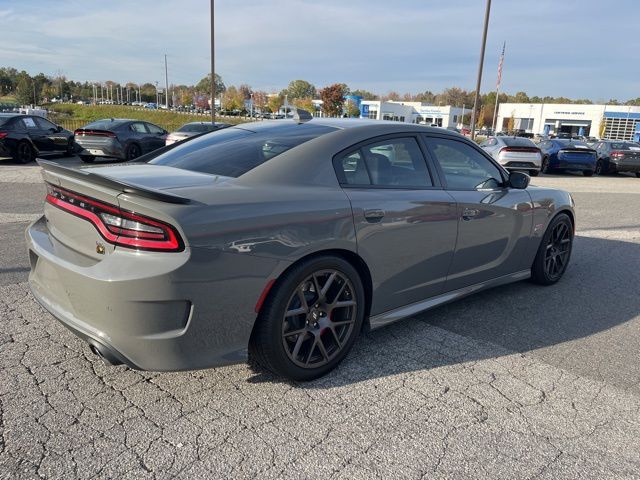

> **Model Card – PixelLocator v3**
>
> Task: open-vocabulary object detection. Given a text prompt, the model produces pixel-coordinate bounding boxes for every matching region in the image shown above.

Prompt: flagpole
[492,41,505,134]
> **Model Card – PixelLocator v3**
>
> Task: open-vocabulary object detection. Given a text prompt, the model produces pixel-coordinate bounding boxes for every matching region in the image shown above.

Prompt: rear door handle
[364,209,385,222]
[462,208,479,220]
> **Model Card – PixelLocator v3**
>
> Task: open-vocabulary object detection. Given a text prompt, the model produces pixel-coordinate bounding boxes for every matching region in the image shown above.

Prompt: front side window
[146,123,165,134]
[425,136,503,190]
[35,117,57,130]
[336,137,433,187]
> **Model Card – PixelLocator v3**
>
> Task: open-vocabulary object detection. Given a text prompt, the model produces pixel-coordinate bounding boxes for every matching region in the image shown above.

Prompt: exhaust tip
[88,340,123,366]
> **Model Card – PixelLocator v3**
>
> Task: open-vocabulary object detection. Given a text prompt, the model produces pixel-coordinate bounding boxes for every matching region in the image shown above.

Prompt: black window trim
[421,133,510,192]
[332,133,443,190]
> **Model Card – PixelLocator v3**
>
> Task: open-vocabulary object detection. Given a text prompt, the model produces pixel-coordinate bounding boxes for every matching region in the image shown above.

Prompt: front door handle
[462,208,479,220]
[364,209,385,222]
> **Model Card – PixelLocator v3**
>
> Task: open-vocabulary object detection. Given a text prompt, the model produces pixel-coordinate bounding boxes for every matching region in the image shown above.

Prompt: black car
[0,113,74,163]
[592,140,640,177]
[74,118,168,163]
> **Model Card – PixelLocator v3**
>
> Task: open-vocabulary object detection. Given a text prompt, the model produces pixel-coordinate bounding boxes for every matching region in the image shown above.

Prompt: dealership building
[359,101,464,128]
[496,103,640,140]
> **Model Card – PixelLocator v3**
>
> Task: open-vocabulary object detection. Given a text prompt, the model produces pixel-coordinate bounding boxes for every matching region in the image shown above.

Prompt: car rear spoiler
[37,159,191,205]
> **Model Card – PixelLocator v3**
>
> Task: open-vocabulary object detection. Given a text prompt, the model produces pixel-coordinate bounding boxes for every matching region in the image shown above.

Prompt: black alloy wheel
[595,160,605,175]
[531,213,573,285]
[14,142,35,164]
[281,270,357,369]
[250,256,365,381]
[126,143,141,161]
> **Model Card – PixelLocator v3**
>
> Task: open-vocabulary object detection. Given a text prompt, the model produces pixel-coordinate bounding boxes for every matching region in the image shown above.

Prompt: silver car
[480,136,543,176]
[165,121,231,146]
[27,119,574,381]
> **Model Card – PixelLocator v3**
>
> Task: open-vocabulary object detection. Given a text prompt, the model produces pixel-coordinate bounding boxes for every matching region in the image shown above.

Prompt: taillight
[0,132,8,139]
[499,147,541,154]
[45,183,184,252]
[610,150,624,158]
[73,129,116,138]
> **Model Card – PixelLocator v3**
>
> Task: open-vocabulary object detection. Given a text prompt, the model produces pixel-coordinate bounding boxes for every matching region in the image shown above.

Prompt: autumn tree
[252,90,268,111]
[293,97,315,115]
[222,86,243,111]
[477,105,486,129]
[238,84,252,100]
[267,93,284,114]
[319,83,349,117]
[507,113,515,132]
[383,91,400,101]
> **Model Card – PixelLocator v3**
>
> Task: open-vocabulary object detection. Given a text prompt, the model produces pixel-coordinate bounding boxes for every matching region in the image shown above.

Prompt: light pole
[210,0,216,123]
[164,54,170,109]
[250,92,254,120]
[470,0,492,140]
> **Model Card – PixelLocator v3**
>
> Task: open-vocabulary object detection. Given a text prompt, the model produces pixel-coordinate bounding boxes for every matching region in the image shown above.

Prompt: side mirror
[508,171,530,189]
[56,125,63,132]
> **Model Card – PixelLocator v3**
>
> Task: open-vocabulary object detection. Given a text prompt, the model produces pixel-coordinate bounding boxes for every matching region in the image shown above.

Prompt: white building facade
[360,101,464,128]
[496,103,640,140]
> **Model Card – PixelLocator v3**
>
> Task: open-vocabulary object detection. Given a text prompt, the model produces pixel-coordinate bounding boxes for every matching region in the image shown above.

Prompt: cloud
[3,0,640,100]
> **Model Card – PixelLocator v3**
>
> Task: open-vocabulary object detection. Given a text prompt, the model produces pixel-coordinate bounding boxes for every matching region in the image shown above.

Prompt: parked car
[74,118,168,163]
[28,119,574,380]
[538,139,596,176]
[592,140,640,177]
[165,122,231,146]
[0,113,74,163]
[480,136,542,176]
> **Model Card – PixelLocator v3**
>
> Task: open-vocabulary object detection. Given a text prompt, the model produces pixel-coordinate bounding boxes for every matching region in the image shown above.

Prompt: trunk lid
[38,161,212,259]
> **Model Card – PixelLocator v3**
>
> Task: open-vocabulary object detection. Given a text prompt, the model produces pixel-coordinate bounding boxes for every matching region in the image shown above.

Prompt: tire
[529,169,539,177]
[125,143,141,161]
[64,139,75,157]
[250,255,366,381]
[530,213,573,286]
[79,155,95,163]
[541,156,551,174]
[13,141,35,164]
[595,160,605,175]
[583,170,594,177]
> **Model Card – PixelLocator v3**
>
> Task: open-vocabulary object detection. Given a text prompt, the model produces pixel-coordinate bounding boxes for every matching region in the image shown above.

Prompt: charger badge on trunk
[96,242,106,255]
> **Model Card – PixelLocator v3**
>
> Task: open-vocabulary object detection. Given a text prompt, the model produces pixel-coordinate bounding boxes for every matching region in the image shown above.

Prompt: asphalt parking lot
[1,157,639,479]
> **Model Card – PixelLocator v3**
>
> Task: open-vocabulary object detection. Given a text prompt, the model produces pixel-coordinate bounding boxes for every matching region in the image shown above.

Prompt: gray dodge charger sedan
[27,117,575,380]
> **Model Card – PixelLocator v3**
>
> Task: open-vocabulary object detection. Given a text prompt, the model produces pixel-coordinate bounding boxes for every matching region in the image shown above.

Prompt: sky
[1,0,639,101]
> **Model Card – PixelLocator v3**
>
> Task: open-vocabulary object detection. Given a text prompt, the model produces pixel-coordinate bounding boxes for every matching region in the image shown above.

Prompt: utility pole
[164,54,170,109]
[470,0,492,140]
[492,41,506,134]
[210,0,216,123]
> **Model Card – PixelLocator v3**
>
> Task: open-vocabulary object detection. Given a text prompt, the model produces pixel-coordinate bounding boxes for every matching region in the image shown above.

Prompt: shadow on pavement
[247,234,640,389]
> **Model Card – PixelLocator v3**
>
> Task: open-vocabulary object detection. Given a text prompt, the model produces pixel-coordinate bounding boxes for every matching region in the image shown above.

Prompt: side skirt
[368,270,531,329]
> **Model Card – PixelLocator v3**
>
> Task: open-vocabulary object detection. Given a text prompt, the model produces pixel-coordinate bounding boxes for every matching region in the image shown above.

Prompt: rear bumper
[26,215,286,371]
[610,159,640,173]
[75,138,124,159]
[0,142,13,159]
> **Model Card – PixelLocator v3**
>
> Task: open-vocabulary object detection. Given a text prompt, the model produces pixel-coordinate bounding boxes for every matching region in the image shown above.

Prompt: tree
[344,99,360,118]
[222,86,242,111]
[238,84,252,100]
[350,89,378,100]
[195,73,226,95]
[293,97,315,115]
[507,113,515,132]
[383,91,400,101]
[477,105,486,129]
[15,71,35,105]
[252,90,268,112]
[319,83,348,117]
[283,79,316,100]
[513,91,530,103]
[414,90,436,104]
[267,93,284,114]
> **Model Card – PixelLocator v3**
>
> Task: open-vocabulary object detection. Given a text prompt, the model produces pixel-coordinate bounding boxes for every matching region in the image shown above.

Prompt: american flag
[496,42,506,89]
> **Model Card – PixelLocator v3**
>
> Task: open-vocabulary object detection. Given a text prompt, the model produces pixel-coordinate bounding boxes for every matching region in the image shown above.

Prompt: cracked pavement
[1,158,640,479]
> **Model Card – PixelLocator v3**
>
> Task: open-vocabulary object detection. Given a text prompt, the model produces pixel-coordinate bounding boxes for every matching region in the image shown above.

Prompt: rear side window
[21,117,39,129]
[337,137,432,187]
[130,123,148,133]
[151,124,337,178]
[178,123,209,133]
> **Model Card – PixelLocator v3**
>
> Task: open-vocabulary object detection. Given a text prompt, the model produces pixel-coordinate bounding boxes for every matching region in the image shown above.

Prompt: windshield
[610,142,639,150]
[557,140,588,148]
[150,124,337,178]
